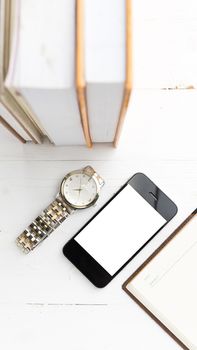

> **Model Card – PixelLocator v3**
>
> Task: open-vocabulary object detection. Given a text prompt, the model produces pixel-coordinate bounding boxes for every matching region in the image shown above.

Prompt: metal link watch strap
[16,195,74,253]
[83,165,105,188]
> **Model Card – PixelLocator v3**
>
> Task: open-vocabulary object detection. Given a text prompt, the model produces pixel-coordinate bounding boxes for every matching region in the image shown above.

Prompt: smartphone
[63,173,177,288]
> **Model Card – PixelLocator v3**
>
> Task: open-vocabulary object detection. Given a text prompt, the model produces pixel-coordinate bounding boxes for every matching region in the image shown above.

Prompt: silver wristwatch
[16,166,104,253]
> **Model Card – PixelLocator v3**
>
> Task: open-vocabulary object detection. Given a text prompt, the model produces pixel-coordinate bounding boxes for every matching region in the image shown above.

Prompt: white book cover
[5,0,85,145]
[84,0,126,142]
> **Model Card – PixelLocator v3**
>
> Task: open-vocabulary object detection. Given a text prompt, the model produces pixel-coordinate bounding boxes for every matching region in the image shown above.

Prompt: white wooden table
[0,0,197,349]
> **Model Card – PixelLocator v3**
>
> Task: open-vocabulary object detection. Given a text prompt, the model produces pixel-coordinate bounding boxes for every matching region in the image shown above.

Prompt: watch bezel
[60,168,100,209]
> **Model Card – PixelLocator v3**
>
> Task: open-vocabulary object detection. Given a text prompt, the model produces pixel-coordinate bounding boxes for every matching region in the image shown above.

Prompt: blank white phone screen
[75,185,166,276]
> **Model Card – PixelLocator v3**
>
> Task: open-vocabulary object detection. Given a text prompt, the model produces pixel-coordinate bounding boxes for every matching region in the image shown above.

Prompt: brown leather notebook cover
[123,209,197,350]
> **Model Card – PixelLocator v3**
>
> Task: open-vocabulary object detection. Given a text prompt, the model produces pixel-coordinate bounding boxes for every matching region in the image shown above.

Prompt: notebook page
[126,214,197,350]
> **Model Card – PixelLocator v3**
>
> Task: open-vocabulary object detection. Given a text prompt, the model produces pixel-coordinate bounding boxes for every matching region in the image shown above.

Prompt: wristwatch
[16,166,104,253]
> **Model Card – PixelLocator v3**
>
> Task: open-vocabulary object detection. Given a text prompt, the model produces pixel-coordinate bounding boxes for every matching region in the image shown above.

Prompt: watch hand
[77,186,81,202]
[84,176,92,187]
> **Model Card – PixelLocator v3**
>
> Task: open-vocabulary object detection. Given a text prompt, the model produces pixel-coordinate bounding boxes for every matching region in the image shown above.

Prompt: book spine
[76,0,92,148]
[113,0,132,147]
[0,115,26,143]
[2,0,44,144]
[1,95,43,144]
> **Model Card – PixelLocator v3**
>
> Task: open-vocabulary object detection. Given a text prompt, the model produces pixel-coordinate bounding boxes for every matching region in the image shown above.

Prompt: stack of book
[0,0,132,147]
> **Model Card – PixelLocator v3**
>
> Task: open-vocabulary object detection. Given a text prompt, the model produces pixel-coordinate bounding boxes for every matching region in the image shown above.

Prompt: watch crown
[83,165,94,175]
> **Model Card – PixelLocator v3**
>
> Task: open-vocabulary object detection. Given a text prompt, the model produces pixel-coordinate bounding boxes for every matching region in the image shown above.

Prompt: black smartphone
[63,173,177,288]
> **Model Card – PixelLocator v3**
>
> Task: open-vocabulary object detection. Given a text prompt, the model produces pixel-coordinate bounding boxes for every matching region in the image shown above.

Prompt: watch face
[61,171,99,208]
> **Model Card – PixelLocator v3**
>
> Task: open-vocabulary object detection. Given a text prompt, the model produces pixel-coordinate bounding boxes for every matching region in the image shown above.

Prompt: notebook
[123,209,197,350]
[0,0,43,143]
[77,0,132,145]
[5,0,86,146]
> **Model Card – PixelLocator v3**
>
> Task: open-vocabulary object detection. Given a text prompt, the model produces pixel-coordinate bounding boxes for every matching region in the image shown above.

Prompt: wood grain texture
[0,0,196,348]
[0,145,195,350]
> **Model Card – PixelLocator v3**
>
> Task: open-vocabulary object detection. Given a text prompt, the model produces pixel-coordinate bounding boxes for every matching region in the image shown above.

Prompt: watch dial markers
[63,172,97,208]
